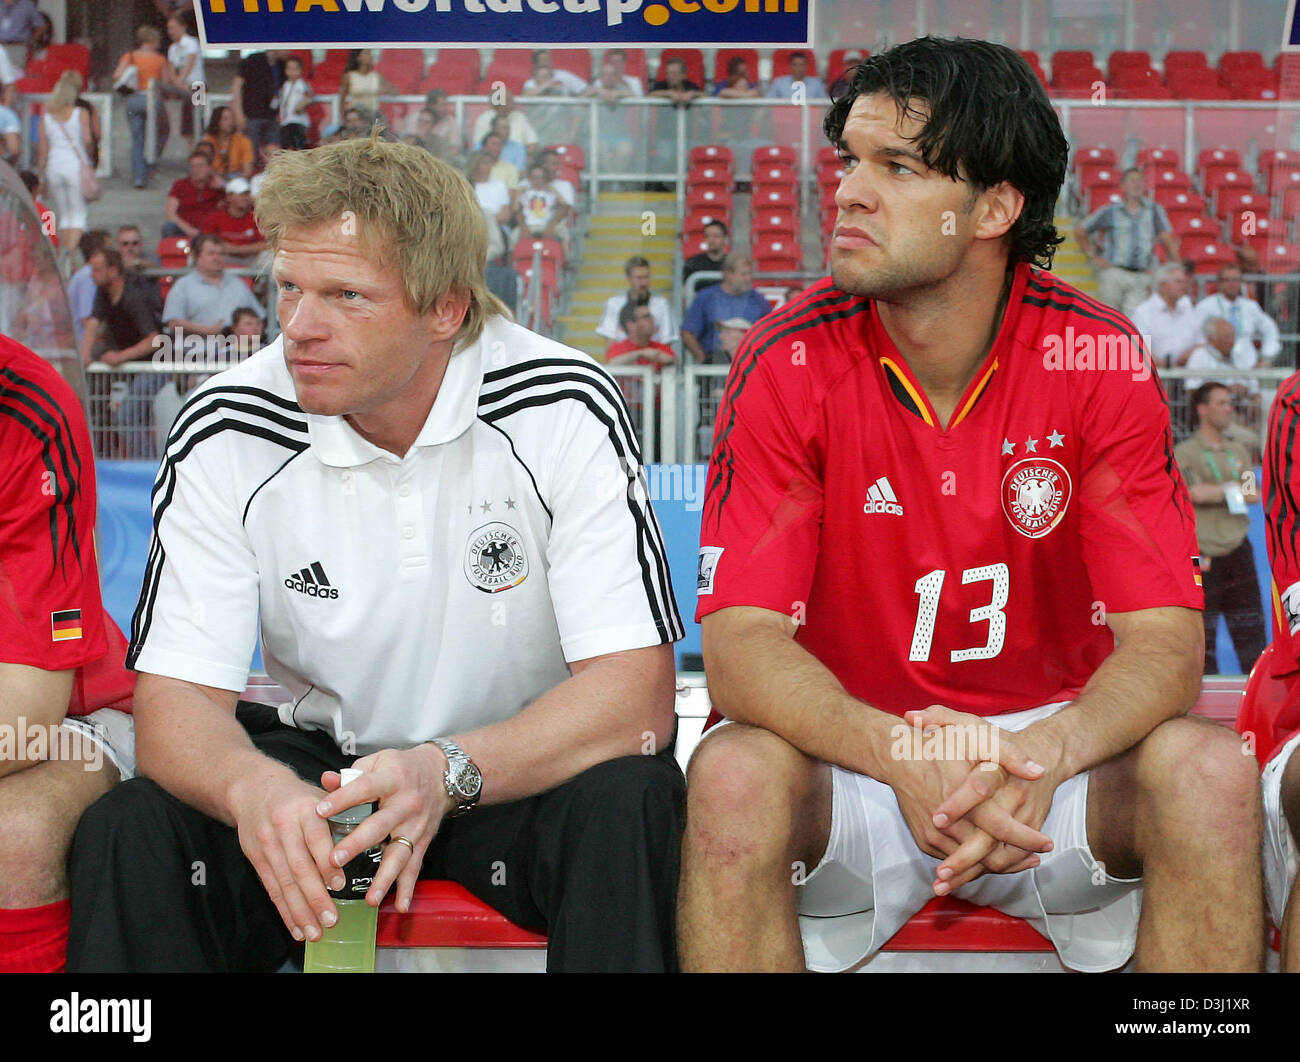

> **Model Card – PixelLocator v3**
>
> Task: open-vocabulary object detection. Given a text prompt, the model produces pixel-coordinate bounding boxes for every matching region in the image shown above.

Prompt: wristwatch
[431,738,482,817]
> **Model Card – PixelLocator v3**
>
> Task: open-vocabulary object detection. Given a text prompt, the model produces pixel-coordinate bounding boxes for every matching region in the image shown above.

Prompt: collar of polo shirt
[302,329,487,466]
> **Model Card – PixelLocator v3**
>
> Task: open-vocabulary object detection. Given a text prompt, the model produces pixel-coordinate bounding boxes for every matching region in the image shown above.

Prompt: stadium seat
[1197,146,1243,171]
[683,210,726,240]
[689,144,734,170]
[1109,68,1172,98]
[1219,50,1266,79]
[1136,146,1180,170]
[1074,146,1116,171]
[1016,50,1048,85]
[826,47,870,87]
[551,50,591,82]
[601,47,646,83]
[1154,187,1206,213]
[481,49,533,94]
[311,50,351,94]
[656,48,705,87]
[752,185,798,212]
[1258,242,1300,272]
[547,143,585,170]
[43,42,91,83]
[511,236,564,271]
[772,48,819,79]
[752,207,798,239]
[1077,163,1118,191]
[1169,70,1232,99]
[687,165,731,196]
[1086,186,1122,212]
[713,48,759,86]
[157,236,191,268]
[1237,218,1285,258]
[1267,166,1300,198]
[681,235,711,258]
[1282,187,1300,226]
[752,162,797,188]
[816,145,842,170]
[1163,50,1210,77]
[685,186,734,216]
[1204,169,1255,206]
[1148,167,1192,191]
[422,52,480,95]
[1215,189,1265,221]
[1179,237,1237,274]
[752,236,802,273]
[1169,213,1218,240]
[752,145,797,168]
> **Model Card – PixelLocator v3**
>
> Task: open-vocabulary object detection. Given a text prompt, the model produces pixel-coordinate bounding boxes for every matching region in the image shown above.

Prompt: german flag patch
[1192,556,1203,588]
[51,609,83,641]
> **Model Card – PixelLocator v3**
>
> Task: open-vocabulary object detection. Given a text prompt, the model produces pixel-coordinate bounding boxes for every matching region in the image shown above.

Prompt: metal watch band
[432,738,480,816]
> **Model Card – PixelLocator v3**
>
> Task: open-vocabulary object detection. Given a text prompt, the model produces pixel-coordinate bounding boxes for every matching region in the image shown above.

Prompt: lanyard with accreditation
[1202,447,1249,516]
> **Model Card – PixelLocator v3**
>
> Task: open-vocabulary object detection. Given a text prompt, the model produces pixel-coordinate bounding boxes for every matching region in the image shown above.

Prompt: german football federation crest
[1001,458,1072,539]
[464,523,528,593]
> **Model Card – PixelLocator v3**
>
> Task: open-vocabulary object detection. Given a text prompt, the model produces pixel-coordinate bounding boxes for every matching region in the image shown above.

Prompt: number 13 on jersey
[909,564,1010,662]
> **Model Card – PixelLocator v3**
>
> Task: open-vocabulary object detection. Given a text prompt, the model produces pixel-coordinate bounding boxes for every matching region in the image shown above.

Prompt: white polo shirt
[128,314,683,755]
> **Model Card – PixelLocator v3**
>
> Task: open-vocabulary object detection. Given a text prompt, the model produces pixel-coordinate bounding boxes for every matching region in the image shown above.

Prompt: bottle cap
[340,767,363,786]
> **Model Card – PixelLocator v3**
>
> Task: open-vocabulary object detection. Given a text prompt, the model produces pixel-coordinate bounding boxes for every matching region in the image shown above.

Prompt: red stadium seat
[752,206,798,239]
[656,48,705,88]
[377,50,426,94]
[157,236,191,269]
[511,236,564,271]
[1148,167,1192,191]
[685,186,734,215]
[1215,189,1265,221]
[546,143,585,170]
[1087,186,1122,212]
[1282,187,1300,225]
[753,236,802,273]
[1051,49,1096,73]
[1267,166,1300,198]
[1219,50,1266,78]
[422,53,480,95]
[1260,149,1300,175]
[752,184,797,212]
[752,145,797,169]
[1169,70,1231,98]
[1109,69,1172,98]
[683,207,728,239]
[311,50,351,94]
[1163,50,1210,77]
[1136,146,1180,170]
[752,162,797,187]
[1077,163,1118,191]
[1074,146,1116,171]
[1197,147,1243,171]
[1108,50,1151,75]
[771,48,819,79]
[816,145,842,170]
[1258,242,1300,272]
[1236,218,1284,257]
[1179,237,1237,274]
[551,50,591,83]
[43,42,91,82]
[689,144,734,170]
[1016,50,1047,85]
[713,48,759,86]
[600,47,646,83]
[481,48,533,95]
[1204,168,1255,205]
[1169,213,1218,239]
[687,165,731,196]
[826,47,870,88]
[681,235,711,258]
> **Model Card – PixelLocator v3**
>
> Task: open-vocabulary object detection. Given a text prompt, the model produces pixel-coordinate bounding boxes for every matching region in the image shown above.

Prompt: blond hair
[49,70,82,113]
[256,134,508,349]
[136,25,161,47]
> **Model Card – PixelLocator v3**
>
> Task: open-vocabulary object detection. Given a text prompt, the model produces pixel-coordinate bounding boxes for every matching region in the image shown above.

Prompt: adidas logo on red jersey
[863,477,904,516]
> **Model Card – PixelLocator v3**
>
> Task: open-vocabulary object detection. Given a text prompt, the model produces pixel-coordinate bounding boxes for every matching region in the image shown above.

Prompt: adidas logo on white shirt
[284,561,339,599]
[863,477,904,516]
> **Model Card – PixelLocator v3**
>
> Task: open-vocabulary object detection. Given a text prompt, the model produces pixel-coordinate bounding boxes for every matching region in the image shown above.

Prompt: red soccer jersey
[201,207,264,247]
[0,336,133,715]
[1259,370,1300,763]
[697,263,1202,720]
[167,177,223,232]
[605,339,676,365]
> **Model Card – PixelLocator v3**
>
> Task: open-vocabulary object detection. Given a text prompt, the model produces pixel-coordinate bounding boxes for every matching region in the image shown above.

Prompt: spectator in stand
[596,256,678,345]
[604,49,644,95]
[605,300,675,368]
[161,232,264,338]
[683,219,729,285]
[522,49,588,96]
[486,114,527,171]
[231,50,283,154]
[250,141,281,199]
[0,44,17,107]
[116,225,158,284]
[1185,318,1261,416]
[66,229,110,345]
[1195,263,1281,371]
[1175,381,1265,675]
[517,161,571,251]
[340,49,392,125]
[163,150,224,239]
[467,151,517,242]
[34,71,93,258]
[0,0,42,71]
[17,168,53,250]
[202,105,255,180]
[767,51,827,99]
[114,26,170,189]
[275,55,313,151]
[201,176,269,267]
[164,12,203,150]
[583,60,637,172]
[470,87,538,154]
[80,248,164,459]
[681,253,772,363]
[404,88,461,149]
[1074,167,1179,316]
[339,106,371,140]
[586,57,636,103]
[715,316,750,362]
[715,55,761,98]
[228,304,264,347]
[650,56,702,106]
[1130,261,1200,369]
[539,148,575,208]
[480,130,520,188]
[404,108,459,166]
[0,66,18,166]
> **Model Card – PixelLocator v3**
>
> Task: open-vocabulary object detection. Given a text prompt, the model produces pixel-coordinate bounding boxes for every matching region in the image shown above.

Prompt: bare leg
[1279,748,1300,972]
[1088,716,1263,971]
[677,723,832,972]
[0,731,119,907]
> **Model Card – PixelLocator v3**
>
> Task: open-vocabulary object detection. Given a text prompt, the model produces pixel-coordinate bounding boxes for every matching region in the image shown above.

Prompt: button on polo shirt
[128,315,682,755]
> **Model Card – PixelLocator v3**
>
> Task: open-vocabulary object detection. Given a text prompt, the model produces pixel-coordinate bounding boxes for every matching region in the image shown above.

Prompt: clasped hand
[886,705,1065,896]
[232,743,454,942]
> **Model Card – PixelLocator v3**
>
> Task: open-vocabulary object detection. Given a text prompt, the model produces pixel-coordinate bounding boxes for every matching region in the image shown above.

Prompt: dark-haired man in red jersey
[679,36,1262,973]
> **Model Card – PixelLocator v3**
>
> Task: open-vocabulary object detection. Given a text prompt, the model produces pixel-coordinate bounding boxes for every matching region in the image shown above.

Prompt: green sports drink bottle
[303,768,383,973]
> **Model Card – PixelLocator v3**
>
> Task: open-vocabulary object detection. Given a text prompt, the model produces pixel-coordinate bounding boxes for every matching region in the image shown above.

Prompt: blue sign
[1289,0,1300,49]
[195,0,808,47]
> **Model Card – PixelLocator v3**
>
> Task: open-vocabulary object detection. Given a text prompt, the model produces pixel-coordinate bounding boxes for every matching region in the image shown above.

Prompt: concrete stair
[1052,214,1097,296]
[559,191,678,360]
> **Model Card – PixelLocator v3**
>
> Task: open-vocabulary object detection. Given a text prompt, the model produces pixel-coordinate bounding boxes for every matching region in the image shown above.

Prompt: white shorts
[796,701,1142,973]
[1261,729,1300,928]
[60,708,137,781]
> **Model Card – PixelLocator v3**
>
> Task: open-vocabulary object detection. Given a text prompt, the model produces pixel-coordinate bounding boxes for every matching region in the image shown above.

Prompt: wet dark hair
[823,36,1067,269]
